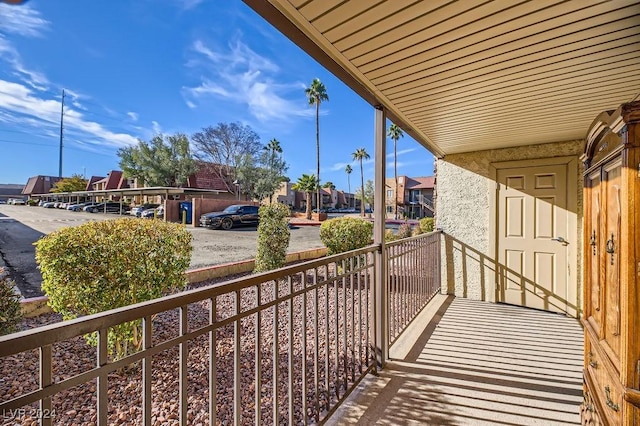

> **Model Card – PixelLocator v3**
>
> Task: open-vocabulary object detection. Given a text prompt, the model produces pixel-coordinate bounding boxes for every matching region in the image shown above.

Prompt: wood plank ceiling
[243,0,640,157]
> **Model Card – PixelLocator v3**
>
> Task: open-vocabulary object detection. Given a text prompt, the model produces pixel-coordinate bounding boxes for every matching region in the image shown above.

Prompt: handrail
[0,244,380,357]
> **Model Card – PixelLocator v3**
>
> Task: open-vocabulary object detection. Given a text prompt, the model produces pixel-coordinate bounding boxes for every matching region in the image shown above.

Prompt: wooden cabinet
[581,101,640,425]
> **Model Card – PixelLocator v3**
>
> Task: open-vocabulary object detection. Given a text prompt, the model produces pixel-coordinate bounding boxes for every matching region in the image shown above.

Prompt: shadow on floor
[329,296,584,425]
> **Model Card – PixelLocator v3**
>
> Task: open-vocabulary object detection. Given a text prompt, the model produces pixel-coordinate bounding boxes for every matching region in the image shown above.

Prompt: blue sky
[0,0,435,192]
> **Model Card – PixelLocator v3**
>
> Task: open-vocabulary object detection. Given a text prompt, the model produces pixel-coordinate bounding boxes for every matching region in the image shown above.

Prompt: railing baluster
[142,316,152,426]
[273,279,279,426]
[350,256,355,382]
[324,264,329,412]
[255,285,262,423]
[209,297,217,426]
[301,272,308,425]
[97,329,108,426]
[313,267,319,423]
[179,305,188,426]
[39,345,52,426]
[234,292,241,426]
[342,258,348,392]
[288,276,294,425]
[334,260,340,401]
[357,255,363,374]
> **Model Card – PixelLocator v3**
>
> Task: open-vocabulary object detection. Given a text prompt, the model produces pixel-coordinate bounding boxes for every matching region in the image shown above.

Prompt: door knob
[551,237,568,245]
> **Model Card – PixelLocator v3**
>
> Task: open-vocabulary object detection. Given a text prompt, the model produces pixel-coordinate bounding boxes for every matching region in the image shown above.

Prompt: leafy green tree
[355,179,375,211]
[118,133,197,187]
[387,123,404,219]
[51,174,88,193]
[191,122,262,197]
[352,148,370,216]
[292,174,318,220]
[305,78,328,213]
[345,164,353,208]
[235,147,288,202]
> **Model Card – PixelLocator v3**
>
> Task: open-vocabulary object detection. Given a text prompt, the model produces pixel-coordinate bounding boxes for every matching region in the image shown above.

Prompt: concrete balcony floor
[329,295,584,425]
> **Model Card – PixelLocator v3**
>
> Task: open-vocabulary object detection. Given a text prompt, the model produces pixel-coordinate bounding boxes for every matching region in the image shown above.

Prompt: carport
[32,187,226,217]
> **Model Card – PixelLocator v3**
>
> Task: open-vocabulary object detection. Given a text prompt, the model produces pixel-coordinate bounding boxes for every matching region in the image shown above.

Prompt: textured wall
[436,140,584,307]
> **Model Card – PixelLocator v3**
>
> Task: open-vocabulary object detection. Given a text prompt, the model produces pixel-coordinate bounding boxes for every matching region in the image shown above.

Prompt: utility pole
[58,89,65,177]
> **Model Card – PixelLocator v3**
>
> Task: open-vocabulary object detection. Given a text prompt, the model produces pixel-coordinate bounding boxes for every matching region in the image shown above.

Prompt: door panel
[602,161,621,361]
[587,171,603,334]
[497,163,572,314]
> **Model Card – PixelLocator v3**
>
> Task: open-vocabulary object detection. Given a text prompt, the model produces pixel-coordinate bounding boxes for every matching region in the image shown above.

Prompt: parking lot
[0,204,323,298]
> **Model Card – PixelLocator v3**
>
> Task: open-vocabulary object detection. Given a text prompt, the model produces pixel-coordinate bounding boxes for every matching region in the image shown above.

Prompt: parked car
[42,202,56,208]
[7,198,26,205]
[199,204,260,230]
[68,202,97,212]
[85,202,129,214]
[140,206,164,219]
[130,203,159,217]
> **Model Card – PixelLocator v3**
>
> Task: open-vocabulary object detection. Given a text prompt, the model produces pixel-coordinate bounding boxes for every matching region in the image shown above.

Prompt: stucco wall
[436,140,584,310]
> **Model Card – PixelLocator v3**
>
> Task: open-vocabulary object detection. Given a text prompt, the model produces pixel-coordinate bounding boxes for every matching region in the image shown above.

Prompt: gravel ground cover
[1,264,376,426]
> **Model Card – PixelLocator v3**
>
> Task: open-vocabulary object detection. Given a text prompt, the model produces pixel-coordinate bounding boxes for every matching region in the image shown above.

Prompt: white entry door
[496,160,577,315]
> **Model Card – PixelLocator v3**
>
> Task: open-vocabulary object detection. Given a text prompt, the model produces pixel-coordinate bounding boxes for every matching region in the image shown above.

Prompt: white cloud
[183,38,314,123]
[0,4,50,90]
[0,79,139,148]
[127,112,139,121]
[151,120,162,134]
[0,3,49,37]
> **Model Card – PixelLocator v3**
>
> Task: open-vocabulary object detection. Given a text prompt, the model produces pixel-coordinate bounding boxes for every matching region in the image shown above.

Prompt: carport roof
[243,0,640,157]
[33,187,226,198]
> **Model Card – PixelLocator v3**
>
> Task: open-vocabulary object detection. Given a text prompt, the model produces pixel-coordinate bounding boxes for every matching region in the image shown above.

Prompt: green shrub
[254,203,291,273]
[419,217,435,233]
[27,199,38,206]
[412,224,424,237]
[35,218,192,360]
[0,268,22,336]
[320,217,373,255]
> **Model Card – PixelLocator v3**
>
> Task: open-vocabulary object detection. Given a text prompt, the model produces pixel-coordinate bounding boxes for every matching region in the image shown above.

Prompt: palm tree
[387,124,404,219]
[352,148,370,216]
[264,138,283,156]
[305,78,329,215]
[264,138,284,203]
[345,164,353,209]
[292,174,318,220]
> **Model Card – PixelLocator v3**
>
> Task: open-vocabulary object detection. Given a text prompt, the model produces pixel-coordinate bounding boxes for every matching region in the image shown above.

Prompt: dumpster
[179,201,192,224]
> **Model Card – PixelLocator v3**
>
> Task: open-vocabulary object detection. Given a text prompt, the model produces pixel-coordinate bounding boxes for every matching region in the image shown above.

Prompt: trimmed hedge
[35,218,192,360]
[0,268,22,336]
[254,203,291,273]
[319,217,373,255]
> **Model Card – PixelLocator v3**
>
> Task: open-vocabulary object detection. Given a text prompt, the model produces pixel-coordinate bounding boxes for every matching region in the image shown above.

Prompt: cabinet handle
[605,234,615,265]
[588,351,598,368]
[604,386,619,412]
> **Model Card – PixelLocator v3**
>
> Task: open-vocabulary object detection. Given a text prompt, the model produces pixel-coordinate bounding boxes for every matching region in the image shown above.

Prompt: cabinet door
[586,170,603,334]
[602,159,621,364]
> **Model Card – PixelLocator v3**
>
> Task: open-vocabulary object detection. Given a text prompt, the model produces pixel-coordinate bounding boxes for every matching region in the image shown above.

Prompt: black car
[199,204,259,230]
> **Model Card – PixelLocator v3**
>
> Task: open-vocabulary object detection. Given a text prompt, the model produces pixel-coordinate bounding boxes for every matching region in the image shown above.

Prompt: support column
[373,105,388,367]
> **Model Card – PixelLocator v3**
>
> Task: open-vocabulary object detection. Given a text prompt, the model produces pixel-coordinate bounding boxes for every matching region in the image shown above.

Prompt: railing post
[373,105,388,367]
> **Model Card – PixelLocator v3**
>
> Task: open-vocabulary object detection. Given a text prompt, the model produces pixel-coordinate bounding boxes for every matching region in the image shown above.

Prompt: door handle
[551,237,568,245]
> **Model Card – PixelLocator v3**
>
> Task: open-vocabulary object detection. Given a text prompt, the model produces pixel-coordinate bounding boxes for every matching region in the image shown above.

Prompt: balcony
[0,231,583,425]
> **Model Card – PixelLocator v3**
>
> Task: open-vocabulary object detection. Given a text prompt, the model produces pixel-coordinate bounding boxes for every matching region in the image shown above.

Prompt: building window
[387,189,393,199]
[386,206,392,213]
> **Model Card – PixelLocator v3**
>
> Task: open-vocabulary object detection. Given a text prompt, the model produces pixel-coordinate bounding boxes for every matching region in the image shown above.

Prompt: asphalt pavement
[0,205,323,298]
